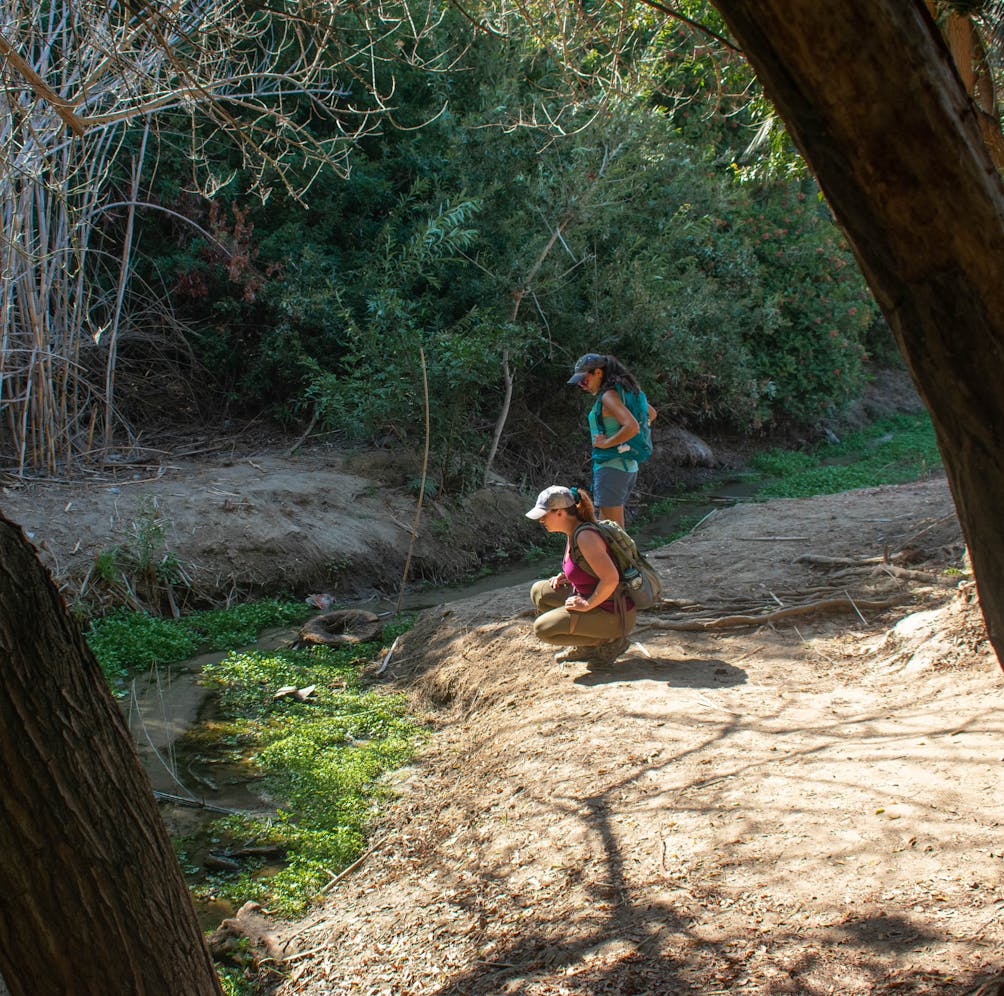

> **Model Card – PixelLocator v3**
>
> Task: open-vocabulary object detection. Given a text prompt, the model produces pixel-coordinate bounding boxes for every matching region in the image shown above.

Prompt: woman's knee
[530,579,549,609]
[534,609,572,644]
[531,580,570,613]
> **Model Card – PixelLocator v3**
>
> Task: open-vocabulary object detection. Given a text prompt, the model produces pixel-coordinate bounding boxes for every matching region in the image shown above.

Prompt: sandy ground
[7,441,1004,994]
[267,476,1004,996]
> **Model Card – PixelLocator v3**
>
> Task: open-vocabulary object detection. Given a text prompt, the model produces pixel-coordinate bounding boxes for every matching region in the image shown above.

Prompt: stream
[397,480,756,610]
[127,482,755,928]
[127,632,296,929]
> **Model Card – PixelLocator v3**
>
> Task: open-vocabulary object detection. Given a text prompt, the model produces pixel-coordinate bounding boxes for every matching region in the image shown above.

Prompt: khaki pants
[530,579,635,647]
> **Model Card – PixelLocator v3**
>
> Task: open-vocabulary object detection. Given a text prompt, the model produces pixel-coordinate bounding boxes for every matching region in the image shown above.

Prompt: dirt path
[273,477,1004,995]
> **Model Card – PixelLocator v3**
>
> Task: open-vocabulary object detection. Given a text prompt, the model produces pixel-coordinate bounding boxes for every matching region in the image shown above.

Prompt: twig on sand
[844,589,868,625]
[286,412,317,456]
[374,636,401,676]
[321,836,386,893]
[283,944,330,964]
[737,535,809,542]
[688,508,718,533]
[644,595,904,632]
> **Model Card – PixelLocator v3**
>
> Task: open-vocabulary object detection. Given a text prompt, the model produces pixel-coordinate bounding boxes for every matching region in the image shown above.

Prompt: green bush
[750,413,942,498]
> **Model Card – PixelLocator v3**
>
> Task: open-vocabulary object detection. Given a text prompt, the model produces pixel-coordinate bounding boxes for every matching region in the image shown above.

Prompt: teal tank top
[588,403,639,472]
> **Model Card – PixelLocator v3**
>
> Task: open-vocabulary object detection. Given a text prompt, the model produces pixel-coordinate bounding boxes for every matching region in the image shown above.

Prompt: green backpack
[571,520,663,610]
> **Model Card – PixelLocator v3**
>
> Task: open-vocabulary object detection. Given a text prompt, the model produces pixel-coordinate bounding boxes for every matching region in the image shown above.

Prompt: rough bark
[708,0,1004,666]
[0,513,222,995]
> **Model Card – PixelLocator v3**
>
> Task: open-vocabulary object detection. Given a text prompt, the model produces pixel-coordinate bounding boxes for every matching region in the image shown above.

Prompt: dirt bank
[0,441,539,609]
[269,476,1004,995]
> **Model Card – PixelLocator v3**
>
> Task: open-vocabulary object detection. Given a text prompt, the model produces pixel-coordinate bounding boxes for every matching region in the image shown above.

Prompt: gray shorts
[593,465,638,508]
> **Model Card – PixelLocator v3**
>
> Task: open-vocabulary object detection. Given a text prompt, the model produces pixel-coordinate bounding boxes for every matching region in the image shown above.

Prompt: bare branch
[0,0,449,473]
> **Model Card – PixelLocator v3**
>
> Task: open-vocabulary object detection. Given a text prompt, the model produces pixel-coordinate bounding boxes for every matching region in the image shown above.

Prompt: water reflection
[126,628,297,930]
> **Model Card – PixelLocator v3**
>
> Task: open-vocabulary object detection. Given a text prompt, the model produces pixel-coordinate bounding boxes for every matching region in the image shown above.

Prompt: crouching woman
[526,485,635,664]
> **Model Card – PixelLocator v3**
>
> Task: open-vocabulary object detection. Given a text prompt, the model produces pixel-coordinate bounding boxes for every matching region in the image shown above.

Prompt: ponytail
[570,486,598,524]
[600,354,641,394]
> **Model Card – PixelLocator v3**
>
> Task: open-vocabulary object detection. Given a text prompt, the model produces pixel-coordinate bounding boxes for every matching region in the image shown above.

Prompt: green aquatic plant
[194,627,424,917]
[85,598,312,686]
[85,609,202,683]
[750,413,941,499]
[186,600,310,648]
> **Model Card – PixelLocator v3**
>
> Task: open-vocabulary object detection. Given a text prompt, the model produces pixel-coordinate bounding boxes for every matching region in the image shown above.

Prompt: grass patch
[749,412,941,499]
[85,598,313,687]
[192,617,424,918]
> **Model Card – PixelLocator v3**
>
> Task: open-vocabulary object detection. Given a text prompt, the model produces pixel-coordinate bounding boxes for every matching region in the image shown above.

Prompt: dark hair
[598,354,641,394]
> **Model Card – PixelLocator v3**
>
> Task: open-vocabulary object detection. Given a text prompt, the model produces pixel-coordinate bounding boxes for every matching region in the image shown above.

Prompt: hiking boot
[587,636,630,666]
[554,645,601,664]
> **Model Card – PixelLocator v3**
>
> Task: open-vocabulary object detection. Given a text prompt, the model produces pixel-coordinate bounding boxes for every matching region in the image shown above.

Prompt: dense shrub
[124,8,883,490]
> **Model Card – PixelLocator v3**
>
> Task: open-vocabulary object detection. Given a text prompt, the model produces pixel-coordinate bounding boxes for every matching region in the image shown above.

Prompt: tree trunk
[708,0,1004,666]
[0,514,222,995]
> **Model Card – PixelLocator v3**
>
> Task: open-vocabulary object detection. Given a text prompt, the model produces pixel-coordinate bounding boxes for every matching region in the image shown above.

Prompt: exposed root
[294,609,383,647]
[642,594,907,631]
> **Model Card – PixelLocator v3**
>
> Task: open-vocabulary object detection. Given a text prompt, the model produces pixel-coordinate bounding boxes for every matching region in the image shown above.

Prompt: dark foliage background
[102,1,889,494]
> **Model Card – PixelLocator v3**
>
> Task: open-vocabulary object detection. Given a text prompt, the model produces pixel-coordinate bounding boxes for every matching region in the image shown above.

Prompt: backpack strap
[571,522,633,632]
[593,385,638,471]
[613,384,632,471]
[570,521,603,578]
[590,393,604,425]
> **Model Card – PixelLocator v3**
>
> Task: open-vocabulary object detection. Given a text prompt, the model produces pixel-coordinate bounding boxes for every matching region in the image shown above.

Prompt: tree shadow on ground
[828,911,940,953]
[424,791,987,996]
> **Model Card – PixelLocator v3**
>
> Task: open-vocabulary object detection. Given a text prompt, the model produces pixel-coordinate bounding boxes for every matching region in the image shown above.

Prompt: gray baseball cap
[525,485,576,520]
[567,353,606,385]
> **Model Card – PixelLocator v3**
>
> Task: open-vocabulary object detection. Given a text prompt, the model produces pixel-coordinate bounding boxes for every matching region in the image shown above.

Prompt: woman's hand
[594,389,639,450]
[550,572,568,590]
[565,593,591,612]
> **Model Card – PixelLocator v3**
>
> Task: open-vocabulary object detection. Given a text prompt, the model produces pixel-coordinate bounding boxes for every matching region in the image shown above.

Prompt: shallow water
[126,628,296,929]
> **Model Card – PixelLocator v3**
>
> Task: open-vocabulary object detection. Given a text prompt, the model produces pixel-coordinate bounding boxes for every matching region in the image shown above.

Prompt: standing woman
[567,353,657,527]
[526,485,635,665]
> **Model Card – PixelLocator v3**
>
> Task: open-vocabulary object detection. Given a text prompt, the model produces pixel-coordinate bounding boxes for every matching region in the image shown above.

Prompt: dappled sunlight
[274,477,1002,995]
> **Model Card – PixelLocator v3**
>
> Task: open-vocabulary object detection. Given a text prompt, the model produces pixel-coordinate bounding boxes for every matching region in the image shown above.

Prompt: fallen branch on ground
[374,635,401,676]
[641,595,906,631]
[320,834,387,893]
[796,553,887,567]
[152,790,239,814]
[822,563,939,584]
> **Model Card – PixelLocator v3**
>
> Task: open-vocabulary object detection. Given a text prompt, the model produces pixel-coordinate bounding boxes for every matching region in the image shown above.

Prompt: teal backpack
[571,520,663,610]
[591,385,653,467]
